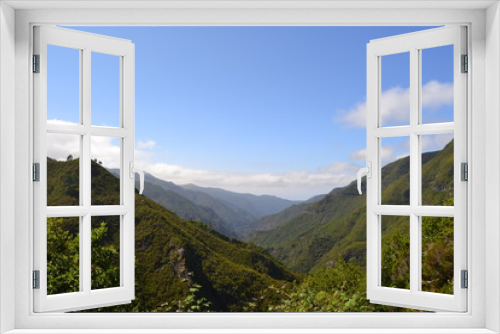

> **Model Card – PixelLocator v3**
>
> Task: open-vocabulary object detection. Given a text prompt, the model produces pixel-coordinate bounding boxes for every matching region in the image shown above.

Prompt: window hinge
[461,54,468,73]
[461,162,468,181]
[33,270,40,289]
[33,163,40,182]
[461,270,468,289]
[33,54,40,73]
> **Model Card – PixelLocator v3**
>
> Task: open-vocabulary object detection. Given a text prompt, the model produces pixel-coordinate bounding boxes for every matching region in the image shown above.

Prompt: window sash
[366,26,468,312]
[9,6,488,331]
[33,26,136,313]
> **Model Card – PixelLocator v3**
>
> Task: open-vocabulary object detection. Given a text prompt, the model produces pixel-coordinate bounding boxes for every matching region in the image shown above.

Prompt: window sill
[4,330,498,334]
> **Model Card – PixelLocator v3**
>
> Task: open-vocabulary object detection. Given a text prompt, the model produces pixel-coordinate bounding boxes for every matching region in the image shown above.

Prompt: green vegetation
[249,141,454,274]
[47,217,79,294]
[137,177,242,238]
[47,158,297,312]
[46,139,455,312]
[47,217,120,295]
[143,173,297,236]
[244,257,415,312]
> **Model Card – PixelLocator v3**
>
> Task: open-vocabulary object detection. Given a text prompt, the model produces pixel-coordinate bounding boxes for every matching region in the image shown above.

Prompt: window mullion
[409,47,420,294]
[81,48,92,294]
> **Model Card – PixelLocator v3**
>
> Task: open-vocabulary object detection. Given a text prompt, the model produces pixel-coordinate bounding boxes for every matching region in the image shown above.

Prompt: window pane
[91,216,120,290]
[91,136,121,206]
[47,217,80,295]
[421,134,454,206]
[421,216,454,295]
[47,45,80,124]
[47,133,81,206]
[421,45,454,124]
[381,215,410,289]
[381,136,410,205]
[91,52,121,127]
[380,52,410,127]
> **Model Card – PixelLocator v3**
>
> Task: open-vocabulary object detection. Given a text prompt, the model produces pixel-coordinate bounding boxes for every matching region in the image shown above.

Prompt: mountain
[182,184,301,219]
[140,173,259,232]
[131,172,300,236]
[239,194,325,238]
[249,141,451,274]
[108,169,253,237]
[47,158,298,311]
[304,193,327,204]
[136,178,238,238]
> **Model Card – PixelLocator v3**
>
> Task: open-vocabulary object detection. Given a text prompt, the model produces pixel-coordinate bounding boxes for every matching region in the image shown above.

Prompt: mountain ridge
[182,183,301,219]
[249,142,452,273]
[48,158,298,311]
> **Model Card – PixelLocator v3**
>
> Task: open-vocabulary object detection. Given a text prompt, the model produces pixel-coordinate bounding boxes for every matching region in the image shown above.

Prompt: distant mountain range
[48,158,297,311]
[105,138,452,276]
[248,141,453,273]
[110,169,308,238]
[47,139,454,311]
[182,183,302,219]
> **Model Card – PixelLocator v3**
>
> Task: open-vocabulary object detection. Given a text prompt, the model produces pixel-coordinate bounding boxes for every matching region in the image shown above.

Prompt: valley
[46,139,455,312]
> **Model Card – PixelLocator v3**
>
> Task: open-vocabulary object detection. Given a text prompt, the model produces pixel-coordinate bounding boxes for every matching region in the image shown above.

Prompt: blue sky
[47,26,454,200]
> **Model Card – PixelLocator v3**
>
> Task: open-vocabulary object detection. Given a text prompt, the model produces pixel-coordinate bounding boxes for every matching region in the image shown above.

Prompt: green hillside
[139,179,238,238]
[240,194,325,238]
[241,201,314,238]
[47,158,297,312]
[143,173,258,232]
[250,141,452,274]
[182,183,301,219]
[46,140,455,312]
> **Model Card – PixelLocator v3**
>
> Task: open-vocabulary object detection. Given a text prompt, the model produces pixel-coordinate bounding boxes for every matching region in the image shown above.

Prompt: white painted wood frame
[366,26,467,312]
[32,26,135,312]
[3,3,492,333]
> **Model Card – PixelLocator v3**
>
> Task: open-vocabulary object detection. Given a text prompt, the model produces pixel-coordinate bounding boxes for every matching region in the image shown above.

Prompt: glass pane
[381,136,410,205]
[380,52,410,127]
[421,216,454,294]
[47,45,80,124]
[91,136,121,206]
[421,45,454,124]
[421,134,454,206]
[381,215,410,289]
[91,216,120,290]
[47,217,80,295]
[91,52,121,127]
[47,133,81,206]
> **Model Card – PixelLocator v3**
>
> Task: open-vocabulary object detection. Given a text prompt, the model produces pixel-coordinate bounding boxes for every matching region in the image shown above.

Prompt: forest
[46,140,455,312]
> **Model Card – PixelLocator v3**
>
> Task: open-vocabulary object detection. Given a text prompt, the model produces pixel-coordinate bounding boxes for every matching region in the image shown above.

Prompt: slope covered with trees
[182,183,300,219]
[46,140,455,312]
[249,141,453,274]
[47,158,297,311]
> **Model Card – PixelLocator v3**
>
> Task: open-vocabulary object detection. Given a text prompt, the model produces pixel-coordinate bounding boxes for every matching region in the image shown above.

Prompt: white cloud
[90,136,121,168]
[47,133,122,168]
[47,119,78,126]
[337,81,453,128]
[135,160,362,200]
[320,162,359,174]
[349,146,394,161]
[46,119,363,200]
[137,140,156,149]
[422,81,454,110]
[380,86,410,126]
[349,134,452,168]
[46,133,81,161]
[421,133,454,152]
[338,101,367,128]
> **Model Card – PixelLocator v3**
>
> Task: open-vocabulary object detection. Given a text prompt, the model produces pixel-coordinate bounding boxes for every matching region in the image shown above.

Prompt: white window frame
[365,26,467,312]
[1,1,498,333]
[33,25,136,313]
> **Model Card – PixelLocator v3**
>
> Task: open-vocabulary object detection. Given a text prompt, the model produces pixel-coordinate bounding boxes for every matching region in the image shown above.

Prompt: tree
[47,218,120,295]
